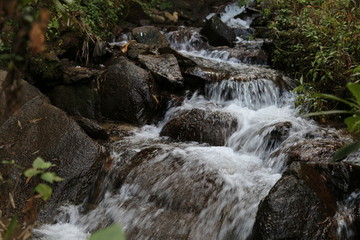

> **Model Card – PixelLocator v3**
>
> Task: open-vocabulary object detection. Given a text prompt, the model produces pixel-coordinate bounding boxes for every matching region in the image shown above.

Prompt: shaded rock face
[0,97,106,223]
[48,84,100,119]
[138,54,184,89]
[26,54,64,88]
[0,70,46,124]
[252,162,360,240]
[160,108,238,146]
[72,115,109,140]
[100,57,158,125]
[201,16,236,47]
[132,26,169,48]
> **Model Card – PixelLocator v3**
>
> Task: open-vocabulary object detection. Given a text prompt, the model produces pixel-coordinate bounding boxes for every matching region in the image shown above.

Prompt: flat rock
[138,54,184,88]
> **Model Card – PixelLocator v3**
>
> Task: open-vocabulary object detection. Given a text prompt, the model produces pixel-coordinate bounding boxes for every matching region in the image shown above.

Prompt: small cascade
[335,190,360,240]
[220,2,251,29]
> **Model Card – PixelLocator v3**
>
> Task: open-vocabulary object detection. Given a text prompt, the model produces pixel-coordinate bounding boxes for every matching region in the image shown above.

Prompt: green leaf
[4,216,17,240]
[303,110,354,118]
[345,116,360,132]
[24,168,41,177]
[331,140,360,162]
[89,224,125,240]
[35,183,53,201]
[33,157,53,169]
[313,93,358,109]
[1,160,15,164]
[40,172,64,183]
[347,82,360,106]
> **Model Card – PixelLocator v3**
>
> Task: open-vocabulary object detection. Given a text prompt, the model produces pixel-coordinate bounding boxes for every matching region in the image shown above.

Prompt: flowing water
[31,3,353,240]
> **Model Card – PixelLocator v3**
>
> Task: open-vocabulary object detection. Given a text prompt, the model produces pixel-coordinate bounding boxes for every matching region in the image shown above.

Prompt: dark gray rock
[48,84,101,119]
[132,26,169,48]
[0,97,106,223]
[283,139,344,164]
[200,16,236,47]
[72,115,109,140]
[138,54,184,88]
[100,57,158,125]
[160,108,238,146]
[252,162,360,240]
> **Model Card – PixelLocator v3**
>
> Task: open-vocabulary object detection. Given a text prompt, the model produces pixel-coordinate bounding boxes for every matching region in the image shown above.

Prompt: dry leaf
[28,118,43,123]
[9,193,16,209]
[121,40,136,53]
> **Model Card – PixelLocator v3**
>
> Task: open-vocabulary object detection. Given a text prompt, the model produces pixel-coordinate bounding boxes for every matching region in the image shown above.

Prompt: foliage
[258,0,360,112]
[89,224,126,240]
[305,82,360,161]
[24,157,63,200]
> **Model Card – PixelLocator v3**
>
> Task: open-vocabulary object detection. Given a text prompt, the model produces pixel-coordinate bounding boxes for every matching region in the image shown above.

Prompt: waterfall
[32,3,321,240]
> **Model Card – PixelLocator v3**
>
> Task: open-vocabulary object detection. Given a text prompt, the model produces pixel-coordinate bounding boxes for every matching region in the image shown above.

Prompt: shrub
[259,0,360,112]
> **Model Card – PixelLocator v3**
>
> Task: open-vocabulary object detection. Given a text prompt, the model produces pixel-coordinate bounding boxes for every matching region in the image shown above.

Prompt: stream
[31,2,357,240]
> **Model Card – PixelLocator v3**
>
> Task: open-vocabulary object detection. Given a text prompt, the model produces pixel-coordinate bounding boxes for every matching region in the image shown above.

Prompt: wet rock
[158,47,197,69]
[72,115,109,140]
[63,66,101,84]
[100,56,158,125]
[252,162,360,240]
[166,27,210,51]
[127,43,151,59]
[0,97,106,223]
[285,139,344,164]
[86,145,225,239]
[132,26,169,48]
[160,108,238,146]
[138,54,184,88]
[200,15,236,47]
[48,83,101,119]
[210,46,268,65]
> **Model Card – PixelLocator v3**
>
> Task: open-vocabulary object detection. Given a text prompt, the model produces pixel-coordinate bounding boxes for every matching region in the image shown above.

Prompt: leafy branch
[24,157,63,201]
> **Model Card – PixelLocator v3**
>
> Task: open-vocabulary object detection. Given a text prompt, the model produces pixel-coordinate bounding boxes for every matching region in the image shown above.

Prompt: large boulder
[132,26,169,48]
[138,54,184,89]
[100,57,158,125]
[160,108,238,146]
[252,162,360,240]
[200,16,236,47]
[0,97,106,223]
